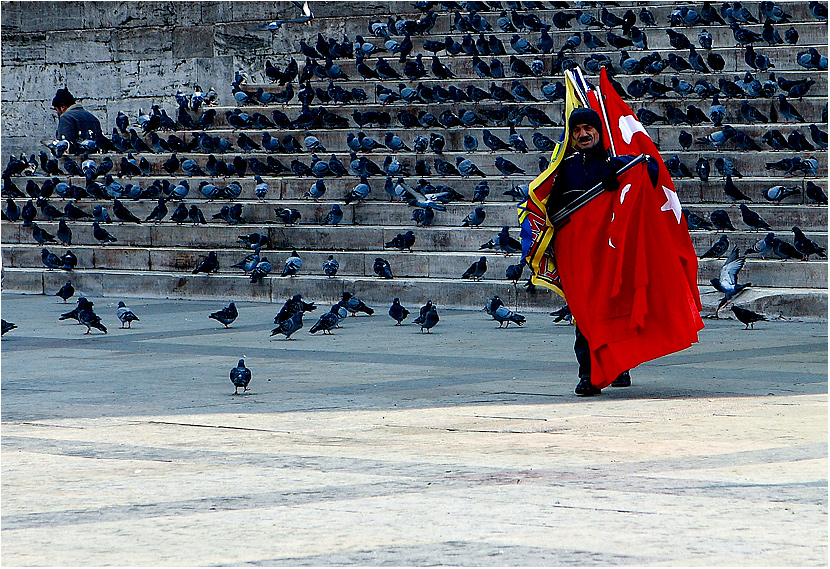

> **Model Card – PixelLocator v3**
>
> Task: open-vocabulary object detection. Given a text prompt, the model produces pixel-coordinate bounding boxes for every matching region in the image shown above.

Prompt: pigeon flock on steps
[3,0,827,343]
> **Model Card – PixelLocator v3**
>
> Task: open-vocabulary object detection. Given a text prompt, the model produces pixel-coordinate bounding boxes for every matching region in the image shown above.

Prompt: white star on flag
[661,185,682,223]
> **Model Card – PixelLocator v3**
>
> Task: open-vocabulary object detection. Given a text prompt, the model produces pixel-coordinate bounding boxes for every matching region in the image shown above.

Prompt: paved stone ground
[1,292,827,566]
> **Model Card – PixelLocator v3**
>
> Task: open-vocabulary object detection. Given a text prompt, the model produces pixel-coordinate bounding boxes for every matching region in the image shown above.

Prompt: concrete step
[4,240,827,288]
[3,266,826,318]
[6,210,827,250]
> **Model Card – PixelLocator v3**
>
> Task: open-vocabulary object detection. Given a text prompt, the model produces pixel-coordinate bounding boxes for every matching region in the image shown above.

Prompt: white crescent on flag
[618,115,650,144]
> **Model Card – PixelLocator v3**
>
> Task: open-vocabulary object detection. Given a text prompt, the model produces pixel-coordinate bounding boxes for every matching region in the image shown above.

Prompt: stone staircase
[2,1,827,317]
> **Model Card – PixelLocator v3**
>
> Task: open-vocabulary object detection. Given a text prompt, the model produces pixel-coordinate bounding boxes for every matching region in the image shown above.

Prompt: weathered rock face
[0,1,349,157]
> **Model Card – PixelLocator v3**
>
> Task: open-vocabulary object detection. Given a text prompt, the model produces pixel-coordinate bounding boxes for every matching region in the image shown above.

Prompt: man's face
[53,105,68,117]
[571,123,600,150]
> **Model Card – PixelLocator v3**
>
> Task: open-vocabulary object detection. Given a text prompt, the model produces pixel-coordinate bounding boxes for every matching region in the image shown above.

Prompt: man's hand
[601,172,619,192]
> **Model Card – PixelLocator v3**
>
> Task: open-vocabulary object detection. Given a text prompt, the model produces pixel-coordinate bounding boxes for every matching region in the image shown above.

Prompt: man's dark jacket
[56,104,102,146]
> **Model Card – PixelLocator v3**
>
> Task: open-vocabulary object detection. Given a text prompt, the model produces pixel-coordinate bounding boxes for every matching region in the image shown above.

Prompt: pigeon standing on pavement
[209,301,238,328]
[388,297,410,325]
[270,311,304,339]
[730,306,766,330]
[116,301,140,328]
[54,280,75,302]
[420,305,440,333]
[341,291,374,316]
[230,359,251,394]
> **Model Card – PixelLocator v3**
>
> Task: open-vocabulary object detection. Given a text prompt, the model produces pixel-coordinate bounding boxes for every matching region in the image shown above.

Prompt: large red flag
[553,68,704,389]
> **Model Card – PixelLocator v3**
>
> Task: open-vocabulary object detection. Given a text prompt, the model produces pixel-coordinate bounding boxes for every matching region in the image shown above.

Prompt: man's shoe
[575,377,601,396]
[611,370,631,387]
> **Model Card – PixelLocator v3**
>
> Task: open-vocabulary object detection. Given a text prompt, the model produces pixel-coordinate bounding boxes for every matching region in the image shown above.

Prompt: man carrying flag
[520,67,704,396]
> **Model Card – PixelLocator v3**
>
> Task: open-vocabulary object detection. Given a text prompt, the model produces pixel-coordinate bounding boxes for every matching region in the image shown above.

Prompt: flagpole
[579,66,617,157]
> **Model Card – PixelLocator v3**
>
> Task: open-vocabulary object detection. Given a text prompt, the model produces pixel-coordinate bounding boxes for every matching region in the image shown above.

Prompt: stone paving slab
[0,292,826,566]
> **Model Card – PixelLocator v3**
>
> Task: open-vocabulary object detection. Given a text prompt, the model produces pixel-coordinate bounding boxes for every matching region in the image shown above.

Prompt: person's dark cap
[569,107,602,133]
[52,88,75,108]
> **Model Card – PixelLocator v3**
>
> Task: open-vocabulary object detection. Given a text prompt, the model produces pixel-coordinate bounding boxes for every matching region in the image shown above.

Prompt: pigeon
[762,185,800,202]
[1,320,17,335]
[792,226,827,259]
[412,207,435,227]
[55,280,74,302]
[61,250,77,271]
[144,197,168,223]
[230,359,252,394]
[491,305,526,328]
[772,237,804,260]
[188,205,207,225]
[496,226,522,255]
[711,247,751,315]
[462,206,486,227]
[232,248,261,274]
[739,204,771,230]
[249,257,272,283]
[805,181,828,204]
[373,257,394,279]
[321,204,344,226]
[461,256,487,280]
[710,209,736,231]
[388,298,410,325]
[92,222,117,245]
[745,232,776,258]
[700,235,729,258]
[550,305,572,323]
[116,301,139,329]
[731,306,766,329]
[724,176,751,202]
[317,254,339,278]
[683,208,713,230]
[420,305,439,333]
[56,219,72,246]
[274,207,302,225]
[309,311,339,335]
[112,199,142,224]
[385,230,415,251]
[505,259,526,283]
[281,250,303,277]
[413,300,433,326]
[210,302,238,328]
[192,251,219,274]
[78,305,107,335]
[274,294,317,324]
[341,291,374,316]
[495,156,525,176]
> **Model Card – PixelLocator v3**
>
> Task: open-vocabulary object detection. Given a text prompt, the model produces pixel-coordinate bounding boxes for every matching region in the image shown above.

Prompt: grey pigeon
[55,280,74,302]
[78,305,107,334]
[210,302,238,328]
[270,311,304,339]
[700,235,729,258]
[281,250,302,277]
[116,301,139,329]
[309,311,338,335]
[388,298,410,325]
[745,232,776,258]
[230,359,251,394]
[341,291,374,316]
[710,247,751,315]
[462,206,486,227]
[1,319,17,335]
[323,255,339,277]
[250,257,273,283]
[491,305,526,328]
[420,305,439,333]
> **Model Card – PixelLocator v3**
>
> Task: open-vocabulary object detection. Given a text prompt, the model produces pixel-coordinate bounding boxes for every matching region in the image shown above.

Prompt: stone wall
[0,1,416,159]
